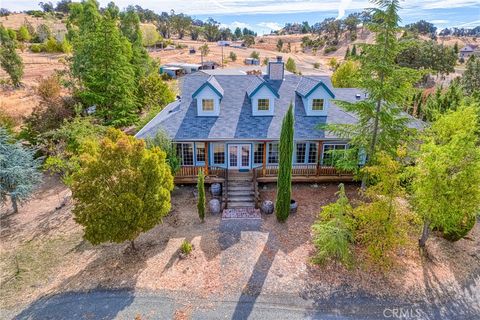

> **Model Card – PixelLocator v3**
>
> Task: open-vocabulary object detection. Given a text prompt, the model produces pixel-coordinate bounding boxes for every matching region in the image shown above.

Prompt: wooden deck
[174,165,353,184]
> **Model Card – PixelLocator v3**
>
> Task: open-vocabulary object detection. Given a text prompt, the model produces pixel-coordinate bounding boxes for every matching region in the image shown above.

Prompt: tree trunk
[130,240,136,251]
[11,194,18,214]
[419,220,430,248]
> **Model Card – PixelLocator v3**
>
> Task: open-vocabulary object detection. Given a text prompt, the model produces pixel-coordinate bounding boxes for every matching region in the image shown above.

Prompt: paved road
[3,288,479,320]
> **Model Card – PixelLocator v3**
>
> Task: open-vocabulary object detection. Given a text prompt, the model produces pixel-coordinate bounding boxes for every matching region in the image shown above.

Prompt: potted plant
[290,199,298,214]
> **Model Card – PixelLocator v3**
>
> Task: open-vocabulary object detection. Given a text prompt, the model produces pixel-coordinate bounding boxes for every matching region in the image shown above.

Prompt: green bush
[229,51,237,62]
[180,240,193,255]
[30,44,42,53]
[313,62,320,69]
[324,46,338,54]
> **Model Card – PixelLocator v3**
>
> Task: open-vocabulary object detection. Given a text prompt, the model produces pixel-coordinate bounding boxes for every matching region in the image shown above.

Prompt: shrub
[180,240,193,255]
[145,130,181,175]
[285,57,296,73]
[324,46,338,54]
[313,62,320,69]
[229,51,237,62]
[138,73,175,113]
[30,44,42,53]
[250,50,260,60]
[312,184,354,267]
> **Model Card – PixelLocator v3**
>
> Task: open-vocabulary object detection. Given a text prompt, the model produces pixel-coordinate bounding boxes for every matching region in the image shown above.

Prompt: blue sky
[3,0,480,34]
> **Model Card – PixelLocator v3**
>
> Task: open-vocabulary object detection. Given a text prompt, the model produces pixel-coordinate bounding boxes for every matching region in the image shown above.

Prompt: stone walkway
[222,208,262,219]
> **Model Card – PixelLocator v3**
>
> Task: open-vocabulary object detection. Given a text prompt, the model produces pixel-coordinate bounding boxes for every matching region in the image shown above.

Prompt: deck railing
[176,166,227,179]
[176,165,349,179]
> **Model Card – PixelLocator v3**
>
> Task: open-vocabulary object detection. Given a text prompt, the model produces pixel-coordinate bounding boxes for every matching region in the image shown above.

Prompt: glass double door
[228,144,251,169]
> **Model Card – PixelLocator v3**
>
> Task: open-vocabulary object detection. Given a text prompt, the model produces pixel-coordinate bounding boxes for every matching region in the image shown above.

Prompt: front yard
[1,176,479,317]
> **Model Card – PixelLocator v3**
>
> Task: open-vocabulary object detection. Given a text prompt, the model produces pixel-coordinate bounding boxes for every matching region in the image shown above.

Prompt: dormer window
[312,99,324,111]
[202,99,214,111]
[258,99,270,111]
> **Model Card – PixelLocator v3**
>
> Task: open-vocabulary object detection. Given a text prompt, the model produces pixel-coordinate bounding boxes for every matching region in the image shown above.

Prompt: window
[268,143,279,164]
[296,143,306,163]
[196,142,205,163]
[257,99,270,111]
[312,99,324,111]
[202,99,214,111]
[308,143,317,164]
[213,143,225,165]
[254,143,264,164]
[176,143,194,165]
[322,144,347,166]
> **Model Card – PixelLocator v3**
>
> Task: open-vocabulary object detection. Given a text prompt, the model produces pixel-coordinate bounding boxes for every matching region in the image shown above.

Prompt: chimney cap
[276,56,283,62]
[355,93,361,100]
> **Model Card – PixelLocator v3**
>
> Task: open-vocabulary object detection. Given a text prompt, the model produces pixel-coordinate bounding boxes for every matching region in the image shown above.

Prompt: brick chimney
[267,56,284,80]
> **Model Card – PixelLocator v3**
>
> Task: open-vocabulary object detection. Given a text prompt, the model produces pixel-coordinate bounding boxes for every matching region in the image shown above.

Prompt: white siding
[302,85,331,116]
[251,86,276,116]
[196,85,221,116]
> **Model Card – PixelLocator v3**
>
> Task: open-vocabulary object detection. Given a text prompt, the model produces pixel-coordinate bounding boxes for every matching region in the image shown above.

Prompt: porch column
[204,142,209,176]
[316,141,323,176]
[262,141,267,176]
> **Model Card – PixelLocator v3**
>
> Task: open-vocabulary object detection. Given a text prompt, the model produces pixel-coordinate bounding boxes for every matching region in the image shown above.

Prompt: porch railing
[176,166,227,179]
[256,165,350,177]
[176,165,349,179]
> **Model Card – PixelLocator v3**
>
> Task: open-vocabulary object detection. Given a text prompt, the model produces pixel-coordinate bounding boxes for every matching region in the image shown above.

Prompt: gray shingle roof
[135,74,370,141]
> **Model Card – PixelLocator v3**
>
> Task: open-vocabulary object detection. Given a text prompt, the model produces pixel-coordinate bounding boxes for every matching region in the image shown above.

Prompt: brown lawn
[1,176,479,313]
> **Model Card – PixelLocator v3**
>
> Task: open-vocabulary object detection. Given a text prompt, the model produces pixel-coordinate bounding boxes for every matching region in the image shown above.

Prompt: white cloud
[337,0,353,20]
[220,21,252,30]
[457,19,480,27]
[257,22,282,30]
[430,19,449,24]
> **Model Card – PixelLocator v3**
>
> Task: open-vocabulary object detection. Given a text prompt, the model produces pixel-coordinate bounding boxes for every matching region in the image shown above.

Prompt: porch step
[227,176,253,182]
[228,190,254,196]
[228,195,255,202]
[228,185,254,191]
[228,181,253,187]
[227,201,256,208]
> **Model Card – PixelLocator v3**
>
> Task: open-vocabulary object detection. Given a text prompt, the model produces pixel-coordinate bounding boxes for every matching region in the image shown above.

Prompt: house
[244,58,260,65]
[136,57,419,208]
[160,63,202,78]
[200,61,219,70]
[459,45,479,59]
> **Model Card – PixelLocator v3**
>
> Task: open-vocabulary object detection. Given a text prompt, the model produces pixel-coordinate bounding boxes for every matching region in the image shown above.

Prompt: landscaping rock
[261,200,274,214]
[290,199,298,214]
[209,198,221,214]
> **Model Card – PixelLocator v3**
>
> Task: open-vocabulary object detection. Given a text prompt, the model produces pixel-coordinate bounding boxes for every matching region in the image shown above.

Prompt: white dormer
[192,76,223,117]
[296,77,335,116]
[247,78,279,116]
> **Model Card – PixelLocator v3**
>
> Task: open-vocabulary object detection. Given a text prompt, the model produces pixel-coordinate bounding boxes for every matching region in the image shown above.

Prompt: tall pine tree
[276,104,294,222]
[71,0,137,127]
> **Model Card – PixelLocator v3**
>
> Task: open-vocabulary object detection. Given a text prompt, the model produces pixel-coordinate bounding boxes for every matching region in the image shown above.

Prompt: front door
[228,144,251,169]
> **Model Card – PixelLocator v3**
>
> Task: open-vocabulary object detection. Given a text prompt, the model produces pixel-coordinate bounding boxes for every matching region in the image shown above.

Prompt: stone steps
[227,171,255,208]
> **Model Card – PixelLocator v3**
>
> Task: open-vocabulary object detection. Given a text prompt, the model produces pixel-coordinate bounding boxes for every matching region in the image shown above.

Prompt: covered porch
[173,140,355,184]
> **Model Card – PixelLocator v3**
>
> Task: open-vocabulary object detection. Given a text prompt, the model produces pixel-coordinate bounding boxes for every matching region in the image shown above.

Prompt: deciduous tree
[414,106,480,248]
[72,129,174,249]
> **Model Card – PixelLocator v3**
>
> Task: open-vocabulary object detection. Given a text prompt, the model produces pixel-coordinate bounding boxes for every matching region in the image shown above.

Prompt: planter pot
[210,183,222,196]
[290,199,298,214]
[209,198,221,215]
[261,200,274,215]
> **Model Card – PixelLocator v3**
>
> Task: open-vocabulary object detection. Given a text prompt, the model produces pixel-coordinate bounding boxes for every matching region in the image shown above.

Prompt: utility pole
[221,45,224,68]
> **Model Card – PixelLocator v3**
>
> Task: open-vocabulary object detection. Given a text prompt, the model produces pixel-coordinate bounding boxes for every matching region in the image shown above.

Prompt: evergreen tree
[276,104,294,222]
[344,46,350,60]
[72,129,174,249]
[351,44,357,56]
[312,184,354,266]
[414,106,480,248]
[461,55,480,96]
[0,25,24,87]
[326,0,420,188]
[197,169,206,222]
[332,60,360,88]
[0,128,42,213]
[17,26,31,43]
[71,0,137,126]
